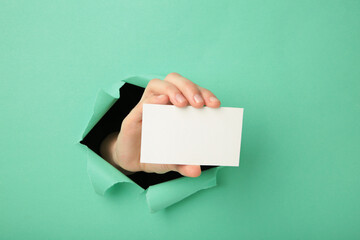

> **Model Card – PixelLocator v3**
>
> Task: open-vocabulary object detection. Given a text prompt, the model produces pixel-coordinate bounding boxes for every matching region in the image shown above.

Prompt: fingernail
[209,96,219,102]
[176,93,186,103]
[194,94,204,104]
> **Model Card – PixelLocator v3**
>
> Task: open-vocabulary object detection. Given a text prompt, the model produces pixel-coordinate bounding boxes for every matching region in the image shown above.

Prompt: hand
[100,73,221,177]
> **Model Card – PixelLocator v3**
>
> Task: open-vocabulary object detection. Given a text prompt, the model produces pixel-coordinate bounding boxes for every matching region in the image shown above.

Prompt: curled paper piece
[146,167,223,213]
[80,75,223,212]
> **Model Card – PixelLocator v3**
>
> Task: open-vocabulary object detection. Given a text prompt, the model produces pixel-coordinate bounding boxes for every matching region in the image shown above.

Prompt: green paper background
[1,0,359,239]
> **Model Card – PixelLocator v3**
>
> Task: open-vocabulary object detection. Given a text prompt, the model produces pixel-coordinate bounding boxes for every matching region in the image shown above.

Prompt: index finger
[144,78,188,107]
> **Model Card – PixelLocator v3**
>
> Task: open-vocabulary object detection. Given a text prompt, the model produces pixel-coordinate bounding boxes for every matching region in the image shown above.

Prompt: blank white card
[140,104,244,166]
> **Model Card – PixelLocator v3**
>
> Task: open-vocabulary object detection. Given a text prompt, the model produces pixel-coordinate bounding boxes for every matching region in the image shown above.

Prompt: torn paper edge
[78,75,224,212]
[146,167,224,213]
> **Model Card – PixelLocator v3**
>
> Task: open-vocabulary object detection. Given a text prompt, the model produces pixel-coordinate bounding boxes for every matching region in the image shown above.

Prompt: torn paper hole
[78,75,223,212]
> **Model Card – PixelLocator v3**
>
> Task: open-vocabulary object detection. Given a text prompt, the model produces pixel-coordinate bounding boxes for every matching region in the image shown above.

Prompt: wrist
[100,132,134,175]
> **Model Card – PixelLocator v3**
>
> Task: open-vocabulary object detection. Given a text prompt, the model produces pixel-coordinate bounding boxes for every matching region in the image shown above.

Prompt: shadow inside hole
[80,82,215,189]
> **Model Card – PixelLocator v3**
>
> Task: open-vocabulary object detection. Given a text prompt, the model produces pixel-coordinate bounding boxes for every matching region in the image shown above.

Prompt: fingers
[164,73,205,108]
[145,73,221,109]
[164,72,221,108]
[145,78,188,107]
[198,86,221,108]
[177,165,201,177]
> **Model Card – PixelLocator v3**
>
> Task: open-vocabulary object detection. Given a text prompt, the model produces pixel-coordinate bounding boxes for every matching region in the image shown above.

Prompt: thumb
[177,165,202,178]
[126,94,169,123]
[162,164,202,178]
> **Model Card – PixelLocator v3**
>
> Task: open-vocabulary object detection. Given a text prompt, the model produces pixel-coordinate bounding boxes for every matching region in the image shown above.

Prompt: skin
[100,72,221,178]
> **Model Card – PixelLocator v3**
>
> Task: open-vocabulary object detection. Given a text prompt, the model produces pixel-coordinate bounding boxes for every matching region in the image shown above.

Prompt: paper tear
[86,148,142,195]
[146,167,223,213]
[79,75,223,212]
[81,89,120,139]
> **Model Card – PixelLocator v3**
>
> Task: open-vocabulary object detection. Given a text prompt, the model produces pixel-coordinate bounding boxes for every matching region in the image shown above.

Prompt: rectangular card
[140,104,244,166]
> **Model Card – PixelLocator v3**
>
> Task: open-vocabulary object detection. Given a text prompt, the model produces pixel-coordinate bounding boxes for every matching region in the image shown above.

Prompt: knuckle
[184,81,199,93]
[166,72,180,79]
[148,78,160,87]
[200,88,211,96]
[164,84,174,93]
[198,86,212,95]
[145,79,161,94]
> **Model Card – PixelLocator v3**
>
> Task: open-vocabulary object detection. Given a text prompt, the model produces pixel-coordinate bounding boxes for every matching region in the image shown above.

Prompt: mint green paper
[146,167,223,212]
[86,147,139,195]
[1,1,360,238]
[81,75,222,211]
[81,90,119,139]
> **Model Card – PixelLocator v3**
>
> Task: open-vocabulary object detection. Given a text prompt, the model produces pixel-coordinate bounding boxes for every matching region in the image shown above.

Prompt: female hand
[100,73,221,177]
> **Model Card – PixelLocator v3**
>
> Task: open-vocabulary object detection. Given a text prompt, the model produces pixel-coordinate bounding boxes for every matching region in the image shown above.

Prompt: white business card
[140,104,243,166]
